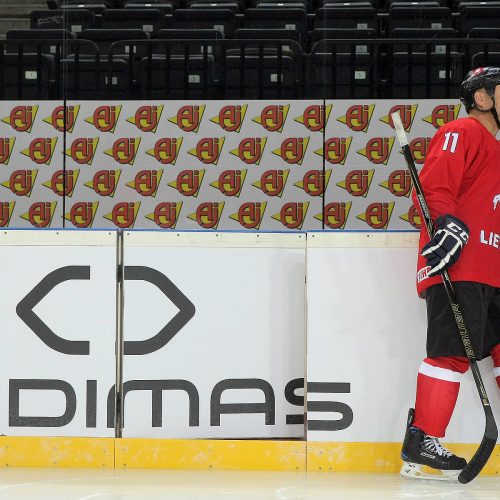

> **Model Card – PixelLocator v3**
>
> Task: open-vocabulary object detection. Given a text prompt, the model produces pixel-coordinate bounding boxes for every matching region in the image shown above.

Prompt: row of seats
[45,0,500,14]
[1,37,497,99]
[31,5,500,38]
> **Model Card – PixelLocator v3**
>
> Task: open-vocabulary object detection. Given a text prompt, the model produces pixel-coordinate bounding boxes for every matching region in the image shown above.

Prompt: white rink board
[306,232,500,444]
[121,231,306,439]
[0,231,116,437]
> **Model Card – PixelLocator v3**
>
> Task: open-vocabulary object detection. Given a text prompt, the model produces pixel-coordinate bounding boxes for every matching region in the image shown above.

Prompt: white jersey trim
[494,367,500,378]
[418,361,463,383]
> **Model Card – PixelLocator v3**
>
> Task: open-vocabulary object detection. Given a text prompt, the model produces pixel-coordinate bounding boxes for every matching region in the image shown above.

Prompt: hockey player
[401,67,500,480]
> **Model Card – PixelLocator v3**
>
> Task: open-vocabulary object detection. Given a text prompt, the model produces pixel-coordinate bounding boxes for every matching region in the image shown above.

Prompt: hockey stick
[391,111,498,484]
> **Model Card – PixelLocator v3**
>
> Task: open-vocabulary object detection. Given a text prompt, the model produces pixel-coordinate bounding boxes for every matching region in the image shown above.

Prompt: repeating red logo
[423,104,461,129]
[188,202,224,229]
[295,170,331,197]
[294,104,332,132]
[146,202,182,229]
[127,105,163,133]
[253,169,289,197]
[210,170,247,197]
[20,201,57,228]
[314,202,352,229]
[85,105,121,133]
[146,137,182,165]
[337,104,375,132]
[2,170,38,196]
[64,201,98,228]
[272,137,309,164]
[379,170,412,197]
[0,201,15,227]
[272,202,309,229]
[400,204,422,229]
[43,105,80,132]
[253,104,289,132]
[211,105,247,132]
[230,138,267,164]
[315,137,352,165]
[104,138,141,165]
[43,170,79,197]
[104,202,140,228]
[380,104,417,132]
[230,202,267,229]
[126,170,163,197]
[66,138,99,165]
[409,137,431,164]
[0,138,15,164]
[169,105,205,132]
[85,170,121,197]
[358,137,395,165]
[2,105,38,132]
[337,170,374,198]
[188,138,224,164]
[168,170,205,197]
[21,138,58,165]
[357,202,395,229]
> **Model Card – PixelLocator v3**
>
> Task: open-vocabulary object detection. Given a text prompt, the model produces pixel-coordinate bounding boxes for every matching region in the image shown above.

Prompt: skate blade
[400,461,461,482]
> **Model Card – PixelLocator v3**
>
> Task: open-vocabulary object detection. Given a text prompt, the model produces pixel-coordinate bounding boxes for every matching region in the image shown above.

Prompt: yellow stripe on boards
[307,442,500,475]
[0,436,114,468]
[116,439,306,471]
[1,437,500,476]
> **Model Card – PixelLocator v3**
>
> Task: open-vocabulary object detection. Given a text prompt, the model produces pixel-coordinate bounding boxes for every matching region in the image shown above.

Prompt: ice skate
[400,408,467,481]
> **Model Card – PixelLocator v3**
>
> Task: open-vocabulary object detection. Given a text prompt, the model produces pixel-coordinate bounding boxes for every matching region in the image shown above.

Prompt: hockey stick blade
[458,435,497,483]
[391,111,498,483]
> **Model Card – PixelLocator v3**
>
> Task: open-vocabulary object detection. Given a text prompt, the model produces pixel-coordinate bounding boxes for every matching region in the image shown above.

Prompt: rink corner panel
[0,436,114,468]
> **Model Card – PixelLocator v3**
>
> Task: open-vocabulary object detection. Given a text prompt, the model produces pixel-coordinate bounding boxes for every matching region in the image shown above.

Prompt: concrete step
[0,5,46,17]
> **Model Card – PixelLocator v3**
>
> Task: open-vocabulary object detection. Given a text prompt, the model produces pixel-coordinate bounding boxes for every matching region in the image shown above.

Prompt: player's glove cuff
[421,214,469,277]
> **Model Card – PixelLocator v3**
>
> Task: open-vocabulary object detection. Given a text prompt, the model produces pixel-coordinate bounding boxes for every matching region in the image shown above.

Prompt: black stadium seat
[388,6,452,31]
[0,53,54,99]
[307,40,378,98]
[124,2,174,14]
[223,48,302,98]
[390,51,463,98]
[60,3,108,13]
[154,29,224,54]
[458,6,500,35]
[169,9,236,37]
[60,56,130,98]
[137,54,216,98]
[79,28,149,55]
[31,9,95,32]
[243,8,307,42]
[102,9,165,33]
[314,6,377,31]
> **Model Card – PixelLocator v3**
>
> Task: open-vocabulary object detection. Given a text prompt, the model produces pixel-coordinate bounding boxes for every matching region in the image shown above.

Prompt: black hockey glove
[422,214,469,277]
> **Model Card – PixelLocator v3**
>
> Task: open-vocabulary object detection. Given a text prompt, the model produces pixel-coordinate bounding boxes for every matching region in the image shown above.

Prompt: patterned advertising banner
[0,100,467,231]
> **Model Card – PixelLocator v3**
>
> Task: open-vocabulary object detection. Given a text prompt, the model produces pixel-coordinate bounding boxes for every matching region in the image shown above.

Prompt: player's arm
[412,126,471,276]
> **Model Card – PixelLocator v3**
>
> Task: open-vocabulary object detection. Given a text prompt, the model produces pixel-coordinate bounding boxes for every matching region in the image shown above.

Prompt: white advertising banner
[0,230,116,437]
[121,231,306,438]
[306,233,500,444]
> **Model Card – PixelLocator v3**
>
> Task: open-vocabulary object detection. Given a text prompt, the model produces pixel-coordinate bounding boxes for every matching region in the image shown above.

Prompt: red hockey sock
[490,344,500,390]
[413,356,469,438]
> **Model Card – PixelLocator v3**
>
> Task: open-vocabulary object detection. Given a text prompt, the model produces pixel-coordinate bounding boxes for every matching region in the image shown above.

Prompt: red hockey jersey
[413,117,500,296]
